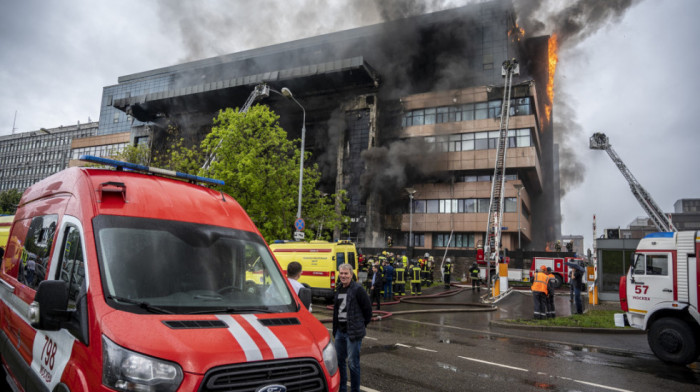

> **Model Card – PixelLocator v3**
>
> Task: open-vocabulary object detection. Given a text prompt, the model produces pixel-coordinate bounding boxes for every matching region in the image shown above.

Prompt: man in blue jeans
[333,263,373,392]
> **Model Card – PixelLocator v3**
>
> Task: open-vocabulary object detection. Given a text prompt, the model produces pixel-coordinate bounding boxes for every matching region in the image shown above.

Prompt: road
[314,285,700,392]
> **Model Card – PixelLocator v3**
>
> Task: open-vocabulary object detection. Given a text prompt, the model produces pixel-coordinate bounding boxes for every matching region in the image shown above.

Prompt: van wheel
[647,317,698,365]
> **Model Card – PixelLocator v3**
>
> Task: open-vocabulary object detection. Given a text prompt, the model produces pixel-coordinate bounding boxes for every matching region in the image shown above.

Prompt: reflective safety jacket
[444,262,452,275]
[395,267,406,283]
[531,271,549,295]
[469,266,480,278]
[410,266,421,282]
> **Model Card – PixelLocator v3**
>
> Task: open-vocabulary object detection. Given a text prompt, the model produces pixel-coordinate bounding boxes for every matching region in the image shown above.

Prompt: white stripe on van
[216,315,262,362]
[241,314,288,359]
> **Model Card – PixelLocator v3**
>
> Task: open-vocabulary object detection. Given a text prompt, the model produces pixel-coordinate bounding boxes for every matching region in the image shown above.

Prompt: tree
[164,104,348,242]
[0,189,22,214]
[113,143,151,166]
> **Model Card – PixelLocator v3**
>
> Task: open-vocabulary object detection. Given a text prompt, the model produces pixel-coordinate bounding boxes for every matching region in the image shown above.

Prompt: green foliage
[113,143,151,166]
[162,104,348,243]
[508,309,628,328]
[0,189,22,214]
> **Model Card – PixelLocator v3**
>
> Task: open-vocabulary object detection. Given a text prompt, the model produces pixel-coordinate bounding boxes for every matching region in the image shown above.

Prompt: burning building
[99,0,561,251]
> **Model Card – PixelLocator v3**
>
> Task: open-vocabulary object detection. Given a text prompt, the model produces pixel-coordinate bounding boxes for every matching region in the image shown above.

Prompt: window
[427,200,439,213]
[474,132,489,150]
[448,134,462,152]
[461,133,474,151]
[477,198,490,213]
[646,255,668,275]
[17,215,58,290]
[488,100,502,118]
[436,107,449,123]
[504,197,517,212]
[411,233,425,247]
[424,108,436,125]
[475,102,488,120]
[413,200,426,213]
[58,226,86,305]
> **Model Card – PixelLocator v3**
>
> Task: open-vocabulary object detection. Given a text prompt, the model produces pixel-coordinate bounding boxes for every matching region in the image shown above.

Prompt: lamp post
[280,87,306,220]
[406,188,417,248]
[514,184,524,249]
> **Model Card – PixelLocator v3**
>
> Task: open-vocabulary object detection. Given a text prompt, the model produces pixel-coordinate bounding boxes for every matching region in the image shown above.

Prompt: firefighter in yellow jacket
[531,265,551,320]
[410,262,422,295]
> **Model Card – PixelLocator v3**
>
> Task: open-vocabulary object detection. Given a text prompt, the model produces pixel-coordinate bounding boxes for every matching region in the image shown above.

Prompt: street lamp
[406,188,417,248]
[514,183,524,249]
[280,87,306,220]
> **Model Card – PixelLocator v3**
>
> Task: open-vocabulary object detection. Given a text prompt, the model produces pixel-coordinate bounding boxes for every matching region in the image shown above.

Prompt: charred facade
[98,0,559,251]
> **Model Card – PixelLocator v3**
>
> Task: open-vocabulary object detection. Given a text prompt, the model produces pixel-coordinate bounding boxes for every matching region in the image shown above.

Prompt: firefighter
[383,260,394,300]
[443,258,453,289]
[566,240,574,253]
[546,267,557,318]
[531,265,550,320]
[555,240,562,252]
[469,263,481,291]
[394,262,406,296]
[401,253,408,268]
[410,262,422,295]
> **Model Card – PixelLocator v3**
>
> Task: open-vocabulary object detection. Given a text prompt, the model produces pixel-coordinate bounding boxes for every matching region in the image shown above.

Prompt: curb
[489,319,644,334]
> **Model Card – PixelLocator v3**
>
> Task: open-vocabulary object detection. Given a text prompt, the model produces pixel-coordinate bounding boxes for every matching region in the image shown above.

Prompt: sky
[1,0,699,252]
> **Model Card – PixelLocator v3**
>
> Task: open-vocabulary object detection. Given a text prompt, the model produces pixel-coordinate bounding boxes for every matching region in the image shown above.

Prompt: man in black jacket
[333,263,373,392]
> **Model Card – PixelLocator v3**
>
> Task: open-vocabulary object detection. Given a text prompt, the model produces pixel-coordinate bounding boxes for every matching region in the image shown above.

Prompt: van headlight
[102,335,183,392]
[322,341,338,376]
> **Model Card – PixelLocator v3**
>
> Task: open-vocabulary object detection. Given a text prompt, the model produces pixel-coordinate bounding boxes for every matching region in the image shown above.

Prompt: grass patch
[506,309,625,328]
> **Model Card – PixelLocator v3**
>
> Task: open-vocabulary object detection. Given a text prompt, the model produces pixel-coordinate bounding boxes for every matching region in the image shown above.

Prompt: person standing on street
[333,263,373,392]
[383,260,394,300]
[572,263,584,314]
[531,265,550,320]
[469,263,481,291]
[369,264,383,310]
[443,258,453,289]
[546,267,556,318]
[287,261,304,295]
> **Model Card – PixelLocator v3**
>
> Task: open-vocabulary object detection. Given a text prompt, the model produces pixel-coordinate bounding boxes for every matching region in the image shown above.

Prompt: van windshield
[93,215,295,314]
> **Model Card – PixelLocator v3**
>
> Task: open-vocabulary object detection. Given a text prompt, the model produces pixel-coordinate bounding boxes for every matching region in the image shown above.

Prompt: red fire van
[0,156,339,392]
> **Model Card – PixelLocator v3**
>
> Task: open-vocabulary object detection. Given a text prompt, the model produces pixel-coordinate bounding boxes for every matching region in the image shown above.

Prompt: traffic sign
[294,218,305,231]
[294,231,305,240]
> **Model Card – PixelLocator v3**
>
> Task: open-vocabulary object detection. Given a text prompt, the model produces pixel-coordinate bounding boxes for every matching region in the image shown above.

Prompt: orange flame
[545,34,558,123]
[508,24,525,42]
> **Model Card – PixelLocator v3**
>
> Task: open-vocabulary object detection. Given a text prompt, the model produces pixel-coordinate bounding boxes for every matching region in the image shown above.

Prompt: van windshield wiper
[107,295,174,314]
[187,306,273,315]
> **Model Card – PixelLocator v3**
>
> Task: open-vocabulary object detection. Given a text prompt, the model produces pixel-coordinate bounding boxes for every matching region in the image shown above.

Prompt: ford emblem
[256,385,287,392]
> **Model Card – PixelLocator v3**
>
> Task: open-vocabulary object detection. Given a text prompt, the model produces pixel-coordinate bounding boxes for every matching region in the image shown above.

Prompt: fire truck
[619,231,700,365]
[528,257,585,287]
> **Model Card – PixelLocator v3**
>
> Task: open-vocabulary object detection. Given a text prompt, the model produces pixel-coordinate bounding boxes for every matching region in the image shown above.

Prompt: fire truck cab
[620,231,700,365]
[0,156,339,392]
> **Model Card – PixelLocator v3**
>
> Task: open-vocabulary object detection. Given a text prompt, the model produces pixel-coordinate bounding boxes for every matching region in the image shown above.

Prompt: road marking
[416,347,437,352]
[458,356,528,372]
[395,343,412,348]
[365,336,378,341]
[572,380,633,392]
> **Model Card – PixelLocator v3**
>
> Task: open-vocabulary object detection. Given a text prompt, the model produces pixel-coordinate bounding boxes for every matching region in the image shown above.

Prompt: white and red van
[0,156,339,392]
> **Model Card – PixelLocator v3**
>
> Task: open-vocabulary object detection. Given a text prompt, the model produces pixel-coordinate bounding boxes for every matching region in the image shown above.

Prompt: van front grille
[199,358,326,392]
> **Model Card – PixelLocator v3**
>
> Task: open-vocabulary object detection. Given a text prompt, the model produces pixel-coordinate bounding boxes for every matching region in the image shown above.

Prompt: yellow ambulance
[0,215,13,251]
[270,240,359,299]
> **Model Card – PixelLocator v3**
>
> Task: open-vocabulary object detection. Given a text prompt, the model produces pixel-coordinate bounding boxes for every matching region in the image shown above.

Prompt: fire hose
[319,285,497,323]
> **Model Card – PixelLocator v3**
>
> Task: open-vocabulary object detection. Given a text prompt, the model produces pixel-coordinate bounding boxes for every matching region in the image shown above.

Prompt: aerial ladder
[589,132,676,232]
[201,84,270,170]
[484,59,520,294]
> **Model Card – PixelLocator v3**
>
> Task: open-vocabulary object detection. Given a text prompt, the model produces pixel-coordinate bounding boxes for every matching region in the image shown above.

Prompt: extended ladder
[485,59,519,288]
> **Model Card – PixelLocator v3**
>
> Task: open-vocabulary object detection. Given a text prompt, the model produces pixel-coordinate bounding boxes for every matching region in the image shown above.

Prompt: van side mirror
[29,280,70,330]
[298,287,312,310]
